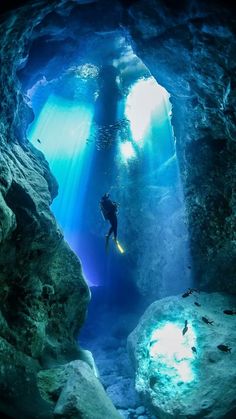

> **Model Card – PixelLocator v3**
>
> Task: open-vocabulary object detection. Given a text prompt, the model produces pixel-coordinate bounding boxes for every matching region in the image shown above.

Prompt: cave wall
[0,2,91,418]
[0,0,235,416]
[124,0,236,293]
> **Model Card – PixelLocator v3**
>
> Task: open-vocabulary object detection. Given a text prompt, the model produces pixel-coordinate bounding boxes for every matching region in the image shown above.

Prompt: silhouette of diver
[100,193,118,247]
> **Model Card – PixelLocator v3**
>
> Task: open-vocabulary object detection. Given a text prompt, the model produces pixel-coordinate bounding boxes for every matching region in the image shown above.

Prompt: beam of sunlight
[116,74,193,296]
[119,141,136,162]
[27,94,94,251]
[28,95,93,158]
[125,77,171,146]
[149,322,196,384]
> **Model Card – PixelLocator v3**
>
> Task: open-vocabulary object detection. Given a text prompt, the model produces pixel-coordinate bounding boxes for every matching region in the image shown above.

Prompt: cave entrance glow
[26,34,192,297]
[125,77,172,147]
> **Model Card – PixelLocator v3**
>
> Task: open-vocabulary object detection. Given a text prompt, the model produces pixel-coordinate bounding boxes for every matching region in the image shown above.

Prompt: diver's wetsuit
[100,196,118,241]
[107,212,117,241]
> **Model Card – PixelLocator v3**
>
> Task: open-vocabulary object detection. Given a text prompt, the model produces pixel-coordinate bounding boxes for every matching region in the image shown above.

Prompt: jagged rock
[0,192,16,243]
[125,0,236,294]
[128,292,236,418]
[0,5,91,417]
[0,337,53,419]
[49,360,121,418]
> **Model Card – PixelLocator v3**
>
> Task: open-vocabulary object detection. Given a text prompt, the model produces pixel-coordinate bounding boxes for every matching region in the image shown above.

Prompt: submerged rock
[38,359,121,418]
[128,292,236,418]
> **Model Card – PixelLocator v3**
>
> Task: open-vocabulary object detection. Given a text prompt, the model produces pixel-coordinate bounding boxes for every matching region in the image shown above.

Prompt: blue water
[28,75,192,295]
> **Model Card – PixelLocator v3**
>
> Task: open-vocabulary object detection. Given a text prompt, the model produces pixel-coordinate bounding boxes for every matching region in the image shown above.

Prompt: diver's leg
[105,223,113,251]
[107,224,113,238]
[109,216,117,242]
[113,216,118,241]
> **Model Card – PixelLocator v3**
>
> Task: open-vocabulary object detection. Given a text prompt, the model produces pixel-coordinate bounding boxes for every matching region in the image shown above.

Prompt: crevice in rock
[6,180,37,218]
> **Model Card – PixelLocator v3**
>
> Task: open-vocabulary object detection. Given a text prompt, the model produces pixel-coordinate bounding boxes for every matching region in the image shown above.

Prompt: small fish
[182,288,199,298]
[37,138,41,143]
[182,290,192,298]
[189,288,200,293]
[150,339,158,347]
[223,310,236,315]
[191,346,197,353]
[187,266,192,269]
[182,320,188,336]
[194,302,201,307]
[217,344,231,353]
[202,316,214,325]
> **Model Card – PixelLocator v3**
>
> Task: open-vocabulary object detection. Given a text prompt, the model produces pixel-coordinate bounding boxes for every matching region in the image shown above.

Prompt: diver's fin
[115,239,125,254]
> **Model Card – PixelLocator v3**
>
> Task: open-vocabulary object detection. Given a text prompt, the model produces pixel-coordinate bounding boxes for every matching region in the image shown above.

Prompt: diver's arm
[112,201,119,213]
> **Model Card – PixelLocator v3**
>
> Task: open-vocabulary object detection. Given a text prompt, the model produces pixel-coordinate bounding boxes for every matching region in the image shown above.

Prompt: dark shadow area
[0,0,32,15]
[0,412,14,419]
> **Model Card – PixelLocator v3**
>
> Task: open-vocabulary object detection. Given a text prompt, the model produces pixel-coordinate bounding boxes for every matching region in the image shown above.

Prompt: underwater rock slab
[52,360,121,419]
[106,377,139,409]
[128,292,236,418]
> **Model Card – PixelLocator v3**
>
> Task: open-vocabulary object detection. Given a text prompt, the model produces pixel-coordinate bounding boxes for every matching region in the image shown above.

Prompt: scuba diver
[100,193,118,248]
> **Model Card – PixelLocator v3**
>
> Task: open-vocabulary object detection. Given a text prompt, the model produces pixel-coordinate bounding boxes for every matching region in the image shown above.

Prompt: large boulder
[38,360,121,419]
[128,292,236,418]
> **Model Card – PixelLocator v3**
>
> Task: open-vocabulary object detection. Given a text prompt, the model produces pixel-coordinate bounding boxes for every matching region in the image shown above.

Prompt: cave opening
[19,27,193,308]
[15,18,196,410]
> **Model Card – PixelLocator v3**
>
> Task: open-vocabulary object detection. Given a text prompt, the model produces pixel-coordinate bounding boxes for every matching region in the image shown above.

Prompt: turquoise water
[28,95,95,239]
[28,76,191,293]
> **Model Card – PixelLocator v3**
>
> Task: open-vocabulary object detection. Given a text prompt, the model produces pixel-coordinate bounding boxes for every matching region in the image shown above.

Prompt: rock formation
[0,0,235,417]
[128,292,236,418]
[4,0,235,299]
[39,360,121,418]
[0,2,119,418]
[124,0,236,293]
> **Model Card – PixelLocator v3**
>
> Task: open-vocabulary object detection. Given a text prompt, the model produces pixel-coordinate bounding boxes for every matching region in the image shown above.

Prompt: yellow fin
[116,240,125,254]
